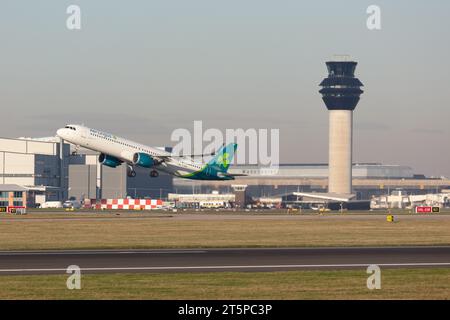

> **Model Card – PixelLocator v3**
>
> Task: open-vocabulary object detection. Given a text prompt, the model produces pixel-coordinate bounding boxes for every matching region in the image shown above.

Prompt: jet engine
[99,153,122,168]
[133,152,154,168]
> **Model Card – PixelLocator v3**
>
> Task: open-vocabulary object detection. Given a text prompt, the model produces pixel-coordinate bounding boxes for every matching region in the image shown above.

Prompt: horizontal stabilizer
[223,173,248,177]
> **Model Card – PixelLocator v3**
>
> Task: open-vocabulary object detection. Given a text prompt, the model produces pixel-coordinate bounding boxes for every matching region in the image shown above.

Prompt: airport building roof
[292,192,355,202]
[227,163,415,179]
[0,184,27,192]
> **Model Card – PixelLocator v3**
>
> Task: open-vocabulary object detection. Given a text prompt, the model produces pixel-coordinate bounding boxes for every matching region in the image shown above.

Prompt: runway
[1,246,450,274]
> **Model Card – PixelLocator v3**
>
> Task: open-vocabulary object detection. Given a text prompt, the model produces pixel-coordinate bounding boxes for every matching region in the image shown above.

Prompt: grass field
[1,268,449,299]
[1,212,450,250]
[2,212,450,300]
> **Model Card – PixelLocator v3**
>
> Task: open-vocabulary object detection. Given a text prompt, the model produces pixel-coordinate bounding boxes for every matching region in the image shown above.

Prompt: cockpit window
[65,126,76,131]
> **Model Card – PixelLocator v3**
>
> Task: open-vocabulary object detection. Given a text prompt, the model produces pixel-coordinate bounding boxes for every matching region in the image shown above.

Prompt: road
[1,246,450,274]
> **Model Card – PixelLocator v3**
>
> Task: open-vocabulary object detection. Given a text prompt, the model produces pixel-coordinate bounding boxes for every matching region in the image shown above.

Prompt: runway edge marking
[2,262,450,273]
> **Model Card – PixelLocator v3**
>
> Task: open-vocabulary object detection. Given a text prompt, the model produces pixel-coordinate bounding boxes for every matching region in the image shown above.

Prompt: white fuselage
[56,124,204,177]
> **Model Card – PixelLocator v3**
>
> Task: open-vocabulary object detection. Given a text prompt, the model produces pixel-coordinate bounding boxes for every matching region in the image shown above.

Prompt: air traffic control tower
[319,57,364,195]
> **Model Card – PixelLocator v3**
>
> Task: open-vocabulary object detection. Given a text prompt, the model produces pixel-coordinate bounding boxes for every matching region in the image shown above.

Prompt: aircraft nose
[56,128,66,138]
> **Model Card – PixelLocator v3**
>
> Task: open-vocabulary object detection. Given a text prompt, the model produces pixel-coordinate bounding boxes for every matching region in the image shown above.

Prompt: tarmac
[1,246,450,274]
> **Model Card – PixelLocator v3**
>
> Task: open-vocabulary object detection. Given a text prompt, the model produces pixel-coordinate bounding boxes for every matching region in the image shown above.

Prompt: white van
[40,201,63,209]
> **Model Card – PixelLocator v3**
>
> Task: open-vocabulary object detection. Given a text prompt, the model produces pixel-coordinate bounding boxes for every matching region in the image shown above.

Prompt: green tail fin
[208,143,237,173]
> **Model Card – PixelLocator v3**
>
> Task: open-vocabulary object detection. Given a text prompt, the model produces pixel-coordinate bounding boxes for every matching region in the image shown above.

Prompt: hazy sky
[0,1,449,177]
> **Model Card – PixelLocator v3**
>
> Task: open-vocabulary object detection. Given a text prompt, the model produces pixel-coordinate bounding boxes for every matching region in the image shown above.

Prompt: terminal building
[168,191,235,209]
[0,184,27,211]
[173,163,450,201]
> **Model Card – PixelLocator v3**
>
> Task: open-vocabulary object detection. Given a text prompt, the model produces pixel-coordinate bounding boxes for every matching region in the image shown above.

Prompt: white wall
[1,153,35,185]
[26,140,56,155]
[0,137,57,156]
[0,138,27,153]
[4,153,35,174]
[0,152,3,175]
[85,154,98,165]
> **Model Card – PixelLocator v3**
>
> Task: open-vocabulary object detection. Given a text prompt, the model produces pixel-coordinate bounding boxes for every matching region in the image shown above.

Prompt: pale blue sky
[0,1,449,176]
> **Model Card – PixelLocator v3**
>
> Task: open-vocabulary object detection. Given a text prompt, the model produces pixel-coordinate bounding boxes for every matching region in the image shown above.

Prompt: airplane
[56,124,243,181]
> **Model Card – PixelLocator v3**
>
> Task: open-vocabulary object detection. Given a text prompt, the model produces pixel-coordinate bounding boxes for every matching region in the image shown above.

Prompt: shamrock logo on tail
[216,152,230,168]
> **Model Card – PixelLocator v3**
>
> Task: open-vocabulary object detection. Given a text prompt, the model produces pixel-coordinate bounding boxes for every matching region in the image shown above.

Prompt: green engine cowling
[99,153,122,168]
[133,152,154,168]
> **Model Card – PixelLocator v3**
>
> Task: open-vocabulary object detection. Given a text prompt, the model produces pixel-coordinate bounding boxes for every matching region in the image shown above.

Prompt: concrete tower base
[328,110,353,194]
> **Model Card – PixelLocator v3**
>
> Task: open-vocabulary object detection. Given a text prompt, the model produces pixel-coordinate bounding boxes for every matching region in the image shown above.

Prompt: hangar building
[0,136,69,203]
[0,136,173,205]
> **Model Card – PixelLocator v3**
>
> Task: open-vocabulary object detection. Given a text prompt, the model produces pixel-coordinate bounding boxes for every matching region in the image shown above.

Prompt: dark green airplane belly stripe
[180,165,233,180]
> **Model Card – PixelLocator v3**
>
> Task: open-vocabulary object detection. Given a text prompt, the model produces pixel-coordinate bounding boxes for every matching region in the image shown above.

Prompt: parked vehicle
[40,201,63,209]
[63,200,82,209]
